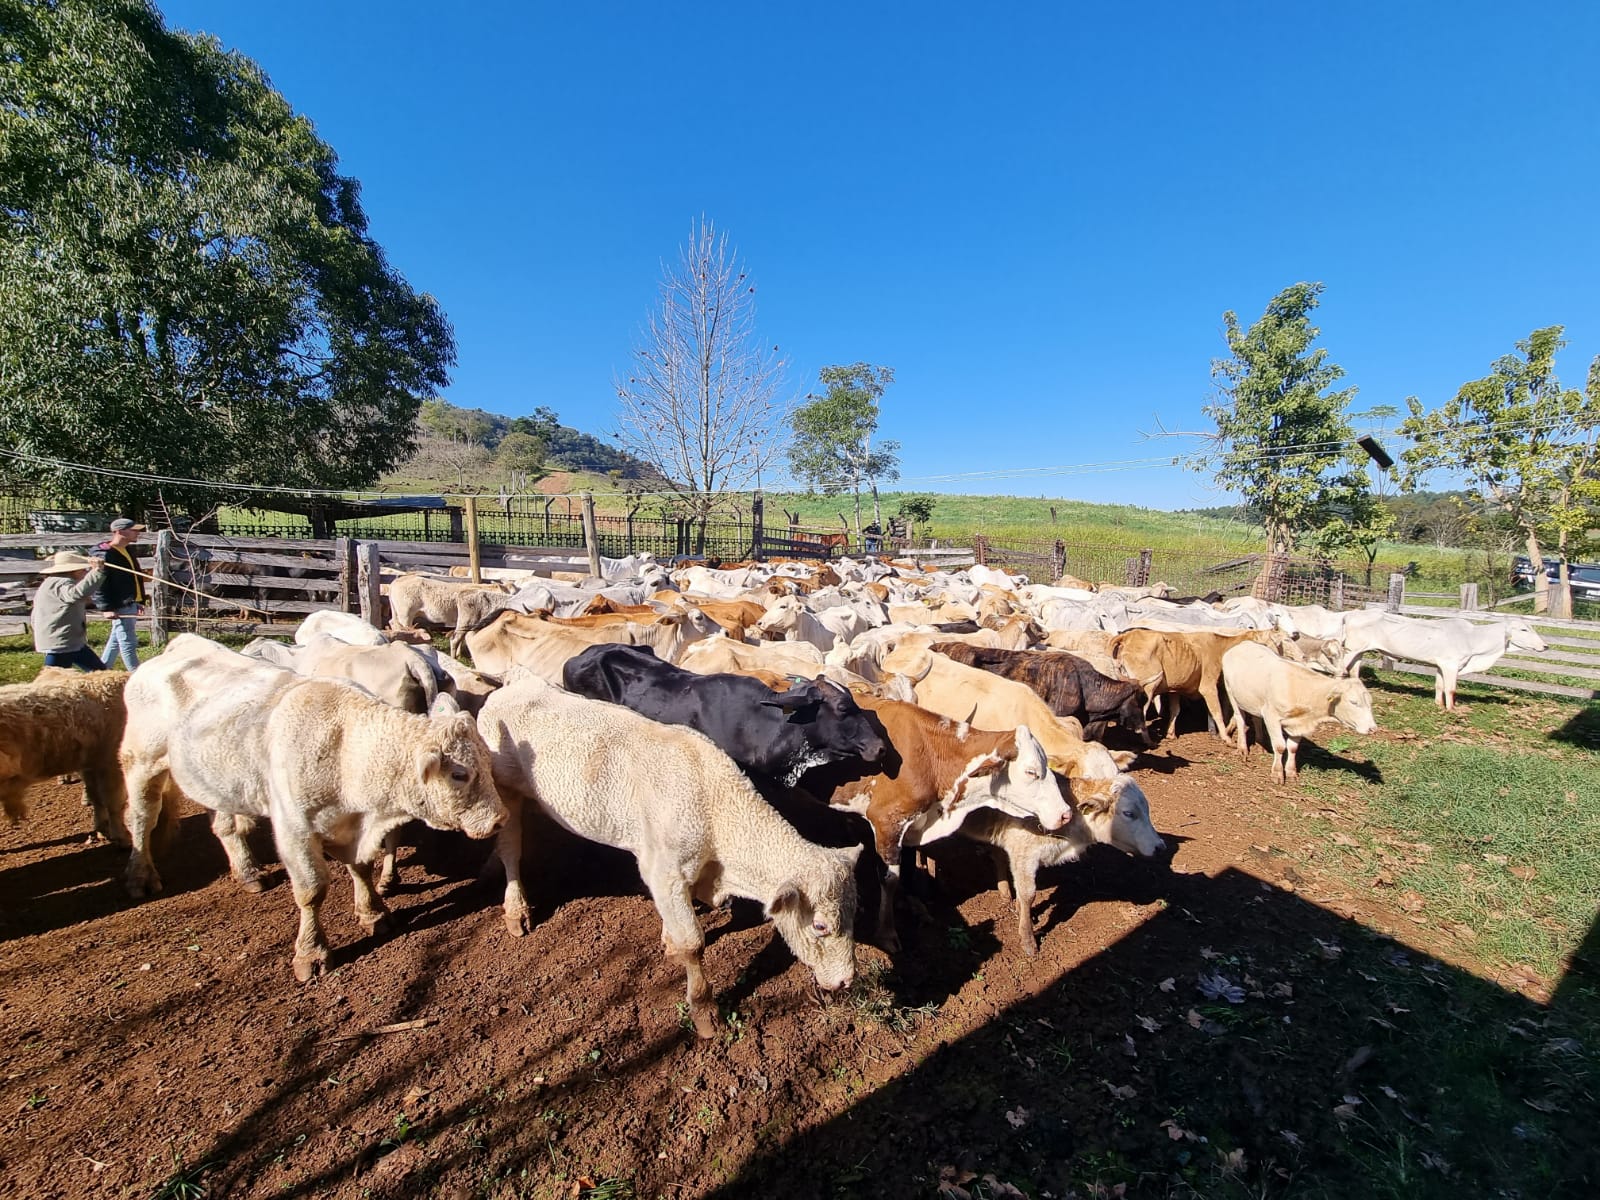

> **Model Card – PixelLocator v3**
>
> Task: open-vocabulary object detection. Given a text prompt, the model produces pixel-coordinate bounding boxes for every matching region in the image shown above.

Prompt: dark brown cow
[931,643,1155,746]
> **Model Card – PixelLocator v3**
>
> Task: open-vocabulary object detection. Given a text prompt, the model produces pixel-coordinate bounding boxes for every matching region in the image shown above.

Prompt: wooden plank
[0,617,29,637]
[336,537,358,614]
[1531,645,1600,666]
[194,573,344,594]
[0,532,106,550]
[465,495,482,584]
[1542,633,1600,650]
[1493,657,1600,681]
[178,548,339,572]
[363,538,473,556]
[1384,661,1600,700]
[181,534,339,553]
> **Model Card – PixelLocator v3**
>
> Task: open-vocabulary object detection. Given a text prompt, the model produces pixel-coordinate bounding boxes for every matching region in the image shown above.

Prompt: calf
[478,675,860,1038]
[960,781,1165,954]
[1,668,129,844]
[1222,641,1377,782]
[797,696,1072,952]
[120,635,505,979]
[562,644,887,785]
[388,573,511,639]
[932,643,1155,746]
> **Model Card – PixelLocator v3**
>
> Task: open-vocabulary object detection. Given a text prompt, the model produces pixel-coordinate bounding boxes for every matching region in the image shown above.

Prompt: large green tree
[0,0,454,514]
[1400,327,1599,615]
[787,363,901,535]
[1199,283,1382,565]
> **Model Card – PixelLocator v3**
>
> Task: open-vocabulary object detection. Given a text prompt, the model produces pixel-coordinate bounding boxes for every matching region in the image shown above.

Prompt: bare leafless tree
[614,217,789,549]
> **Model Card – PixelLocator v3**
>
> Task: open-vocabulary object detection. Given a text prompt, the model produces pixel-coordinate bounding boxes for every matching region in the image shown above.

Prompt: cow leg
[1439,666,1458,710]
[1265,720,1288,785]
[990,846,1013,900]
[1202,684,1230,744]
[1167,693,1182,734]
[1233,709,1250,760]
[644,870,716,1039]
[1284,734,1301,782]
[374,830,399,895]
[1339,649,1363,678]
[494,795,531,937]
[1011,856,1041,957]
[342,857,394,937]
[280,832,333,981]
[82,761,130,846]
[211,810,264,893]
[449,622,467,660]
[122,761,168,899]
[877,855,904,954]
[1,780,27,825]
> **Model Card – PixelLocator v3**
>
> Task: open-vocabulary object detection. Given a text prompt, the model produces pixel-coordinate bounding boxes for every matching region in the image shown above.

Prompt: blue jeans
[101,605,140,669]
[44,645,108,672]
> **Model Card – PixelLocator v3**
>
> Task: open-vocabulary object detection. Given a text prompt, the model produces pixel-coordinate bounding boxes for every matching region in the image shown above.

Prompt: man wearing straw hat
[31,551,108,672]
[93,517,146,669]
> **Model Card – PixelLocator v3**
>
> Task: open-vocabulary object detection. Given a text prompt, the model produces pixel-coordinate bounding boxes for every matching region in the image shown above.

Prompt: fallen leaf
[1004,1105,1030,1129]
[1279,1129,1303,1148]
[1186,1009,1204,1029]
[1332,1103,1360,1122]
[1197,973,1245,1003]
[1122,1034,1138,1058]
[1158,977,1176,993]
[1381,1085,1402,1101]
[1163,1121,1188,1141]
[1343,1045,1375,1074]
[1509,865,1537,880]
[1314,938,1343,960]
[1398,890,1426,913]
[1104,1081,1137,1101]
[1136,1014,1163,1033]
[1332,832,1361,847]
[1483,853,1508,866]
[1199,946,1219,960]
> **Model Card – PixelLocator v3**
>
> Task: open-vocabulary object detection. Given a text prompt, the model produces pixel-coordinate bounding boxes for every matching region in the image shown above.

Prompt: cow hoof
[239,875,266,894]
[503,907,531,938]
[362,913,395,938]
[293,954,327,982]
[691,1009,719,1040]
[374,877,395,897]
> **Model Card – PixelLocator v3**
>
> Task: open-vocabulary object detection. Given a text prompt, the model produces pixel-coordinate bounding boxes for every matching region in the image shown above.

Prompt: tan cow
[1221,641,1377,782]
[1,668,129,843]
[464,608,720,679]
[1109,628,1303,739]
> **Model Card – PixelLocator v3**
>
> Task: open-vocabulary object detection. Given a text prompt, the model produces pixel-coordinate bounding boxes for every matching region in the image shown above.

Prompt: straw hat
[38,551,98,575]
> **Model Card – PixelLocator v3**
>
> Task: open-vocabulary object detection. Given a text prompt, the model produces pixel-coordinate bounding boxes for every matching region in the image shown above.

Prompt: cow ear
[1108,749,1137,771]
[760,683,820,713]
[417,748,443,784]
[765,881,804,917]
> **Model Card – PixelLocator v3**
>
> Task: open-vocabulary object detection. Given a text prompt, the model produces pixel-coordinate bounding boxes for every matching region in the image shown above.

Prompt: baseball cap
[110,518,146,532]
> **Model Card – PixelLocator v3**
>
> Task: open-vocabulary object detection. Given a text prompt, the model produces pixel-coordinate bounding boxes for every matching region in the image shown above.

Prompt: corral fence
[952,536,1401,609]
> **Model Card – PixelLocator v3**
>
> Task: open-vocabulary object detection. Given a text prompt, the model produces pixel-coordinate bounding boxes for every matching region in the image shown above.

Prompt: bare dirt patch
[1,726,1591,1199]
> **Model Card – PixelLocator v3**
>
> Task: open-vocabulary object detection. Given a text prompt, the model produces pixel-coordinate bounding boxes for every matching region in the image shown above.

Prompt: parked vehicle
[1511,556,1600,599]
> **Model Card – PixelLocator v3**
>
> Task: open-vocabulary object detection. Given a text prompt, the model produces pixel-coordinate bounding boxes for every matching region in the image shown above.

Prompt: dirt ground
[0,726,1588,1199]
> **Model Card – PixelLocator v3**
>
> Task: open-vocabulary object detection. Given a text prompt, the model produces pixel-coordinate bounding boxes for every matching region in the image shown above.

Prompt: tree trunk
[852,488,862,538]
[1525,529,1550,614]
[871,483,881,529]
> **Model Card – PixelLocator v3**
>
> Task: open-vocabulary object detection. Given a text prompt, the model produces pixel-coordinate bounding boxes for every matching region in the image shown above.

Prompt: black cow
[560,644,889,785]
[930,642,1157,747]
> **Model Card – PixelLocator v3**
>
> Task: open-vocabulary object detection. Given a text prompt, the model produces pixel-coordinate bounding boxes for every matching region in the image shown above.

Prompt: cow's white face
[988,727,1071,831]
[1332,680,1377,735]
[1075,776,1165,858]
[415,713,507,838]
[766,846,859,991]
[1506,619,1548,654]
[755,596,802,637]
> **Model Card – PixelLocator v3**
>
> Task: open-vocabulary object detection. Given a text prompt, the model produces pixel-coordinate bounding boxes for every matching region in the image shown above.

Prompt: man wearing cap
[94,518,146,669]
[31,551,108,671]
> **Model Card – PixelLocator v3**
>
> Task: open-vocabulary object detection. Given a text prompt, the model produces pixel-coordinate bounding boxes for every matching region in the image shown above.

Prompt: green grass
[0,624,257,685]
[1301,671,1600,977]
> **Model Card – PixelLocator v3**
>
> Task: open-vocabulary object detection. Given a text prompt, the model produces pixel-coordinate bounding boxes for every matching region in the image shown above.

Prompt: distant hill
[410,399,657,478]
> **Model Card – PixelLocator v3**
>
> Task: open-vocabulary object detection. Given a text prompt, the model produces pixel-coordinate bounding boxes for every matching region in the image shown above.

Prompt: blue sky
[159,1,1599,508]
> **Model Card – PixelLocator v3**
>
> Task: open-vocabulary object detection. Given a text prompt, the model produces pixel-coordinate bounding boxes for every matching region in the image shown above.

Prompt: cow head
[414,696,507,839]
[1505,619,1548,655]
[1330,678,1377,735]
[760,679,890,771]
[754,595,803,639]
[955,726,1072,832]
[1071,773,1166,858]
[765,844,861,991]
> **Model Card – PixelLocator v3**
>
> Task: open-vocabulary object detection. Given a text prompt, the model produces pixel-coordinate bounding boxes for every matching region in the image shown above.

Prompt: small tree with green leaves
[787,364,901,536]
[1400,327,1600,614]
[1198,283,1382,581]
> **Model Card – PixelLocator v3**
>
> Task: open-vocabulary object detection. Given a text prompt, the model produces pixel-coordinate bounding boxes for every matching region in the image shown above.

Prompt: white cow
[119,635,505,979]
[1339,612,1547,709]
[754,595,869,652]
[295,610,389,647]
[478,674,860,1038]
[1222,641,1377,782]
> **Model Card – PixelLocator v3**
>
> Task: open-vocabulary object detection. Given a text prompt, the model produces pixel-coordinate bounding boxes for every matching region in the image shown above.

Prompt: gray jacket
[31,568,106,653]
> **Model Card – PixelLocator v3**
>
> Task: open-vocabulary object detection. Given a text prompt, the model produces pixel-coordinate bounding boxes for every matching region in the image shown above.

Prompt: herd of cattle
[0,552,1550,1037]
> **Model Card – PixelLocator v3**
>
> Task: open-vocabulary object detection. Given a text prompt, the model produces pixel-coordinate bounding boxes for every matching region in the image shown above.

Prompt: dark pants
[44,646,108,672]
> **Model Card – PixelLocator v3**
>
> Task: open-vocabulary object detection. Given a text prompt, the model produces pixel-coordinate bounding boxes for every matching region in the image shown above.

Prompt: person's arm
[63,563,106,603]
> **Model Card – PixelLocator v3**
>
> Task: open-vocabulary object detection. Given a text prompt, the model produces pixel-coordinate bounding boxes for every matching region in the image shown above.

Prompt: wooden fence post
[150,529,174,648]
[1460,582,1479,611]
[751,491,764,561]
[1330,574,1345,612]
[358,542,383,627]
[448,505,464,543]
[580,493,603,578]
[1051,540,1066,581]
[974,535,989,567]
[1138,548,1153,587]
[335,537,358,614]
[464,495,482,584]
[1386,572,1406,613]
